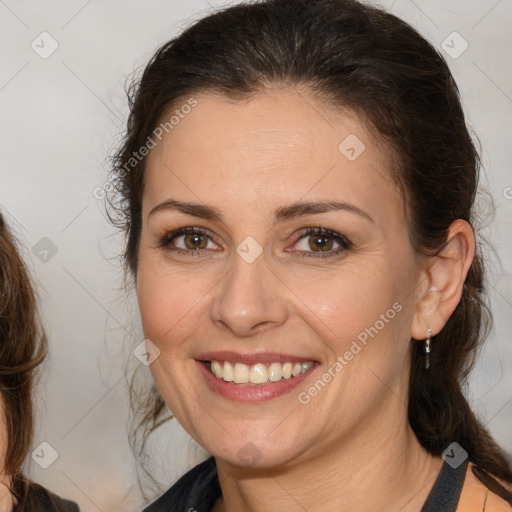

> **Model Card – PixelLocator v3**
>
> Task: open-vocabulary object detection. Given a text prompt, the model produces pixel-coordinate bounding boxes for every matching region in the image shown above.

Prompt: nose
[210,251,289,337]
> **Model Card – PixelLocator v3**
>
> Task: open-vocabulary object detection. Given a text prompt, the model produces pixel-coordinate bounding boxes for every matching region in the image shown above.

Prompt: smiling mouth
[205,360,314,385]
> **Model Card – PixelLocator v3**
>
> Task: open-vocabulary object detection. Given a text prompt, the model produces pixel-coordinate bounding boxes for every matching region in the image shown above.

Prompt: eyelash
[294,227,352,258]
[160,226,352,259]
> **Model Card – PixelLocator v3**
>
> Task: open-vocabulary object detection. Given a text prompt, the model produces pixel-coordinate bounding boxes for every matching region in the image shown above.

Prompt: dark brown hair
[109,0,512,484]
[0,212,47,499]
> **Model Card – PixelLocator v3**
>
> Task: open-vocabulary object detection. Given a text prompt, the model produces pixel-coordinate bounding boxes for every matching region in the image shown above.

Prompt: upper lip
[195,351,317,366]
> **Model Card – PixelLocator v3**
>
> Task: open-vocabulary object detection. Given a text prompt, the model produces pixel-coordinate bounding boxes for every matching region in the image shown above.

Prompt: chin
[202,432,311,471]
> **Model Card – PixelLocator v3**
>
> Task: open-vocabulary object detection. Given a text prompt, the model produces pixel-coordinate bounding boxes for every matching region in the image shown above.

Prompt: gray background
[0,0,511,510]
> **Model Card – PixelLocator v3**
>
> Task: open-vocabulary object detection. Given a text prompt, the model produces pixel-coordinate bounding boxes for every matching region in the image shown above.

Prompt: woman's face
[137,88,426,468]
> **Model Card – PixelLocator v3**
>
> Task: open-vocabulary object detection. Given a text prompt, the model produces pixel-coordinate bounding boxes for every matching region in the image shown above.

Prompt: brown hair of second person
[0,212,47,501]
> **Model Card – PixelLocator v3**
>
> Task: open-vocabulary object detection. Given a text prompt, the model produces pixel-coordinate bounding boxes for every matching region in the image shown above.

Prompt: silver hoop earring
[424,325,432,370]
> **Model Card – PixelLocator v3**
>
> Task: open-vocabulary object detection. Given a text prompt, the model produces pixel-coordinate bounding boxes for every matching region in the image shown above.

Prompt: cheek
[289,257,413,369]
[290,259,395,326]
[136,256,209,350]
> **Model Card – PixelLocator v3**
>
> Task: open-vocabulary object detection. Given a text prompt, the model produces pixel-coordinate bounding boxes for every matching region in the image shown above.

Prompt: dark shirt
[141,457,469,512]
[143,458,220,512]
[12,482,80,512]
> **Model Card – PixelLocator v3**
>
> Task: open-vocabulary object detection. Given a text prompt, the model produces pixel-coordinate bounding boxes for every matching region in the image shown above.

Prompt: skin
[136,86,475,511]
[0,403,13,512]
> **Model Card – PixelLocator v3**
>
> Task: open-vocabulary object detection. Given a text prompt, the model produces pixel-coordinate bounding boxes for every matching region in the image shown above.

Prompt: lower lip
[196,361,319,402]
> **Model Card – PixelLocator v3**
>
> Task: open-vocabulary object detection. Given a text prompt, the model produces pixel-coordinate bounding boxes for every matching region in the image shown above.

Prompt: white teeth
[223,361,234,381]
[212,361,223,378]
[301,362,311,373]
[292,363,302,377]
[268,362,283,382]
[282,362,293,379]
[209,360,313,384]
[233,362,249,383]
[249,363,268,384]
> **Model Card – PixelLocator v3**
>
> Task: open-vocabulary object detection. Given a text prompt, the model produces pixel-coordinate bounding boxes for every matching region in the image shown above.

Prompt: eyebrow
[148,198,374,225]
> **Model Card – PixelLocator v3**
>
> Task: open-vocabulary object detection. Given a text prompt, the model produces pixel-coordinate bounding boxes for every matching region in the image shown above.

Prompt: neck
[214,397,443,512]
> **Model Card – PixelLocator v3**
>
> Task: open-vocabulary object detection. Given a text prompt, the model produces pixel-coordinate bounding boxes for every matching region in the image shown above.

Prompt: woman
[0,212,80,511]
[109,0,512,510]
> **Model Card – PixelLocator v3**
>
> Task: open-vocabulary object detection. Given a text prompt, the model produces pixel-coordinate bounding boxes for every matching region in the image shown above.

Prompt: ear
[411,219,475,340]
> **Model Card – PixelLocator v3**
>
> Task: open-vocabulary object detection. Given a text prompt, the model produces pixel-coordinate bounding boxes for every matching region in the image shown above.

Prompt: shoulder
[14,481,80,512]
[457,464,512,511]
[142,457,221,512]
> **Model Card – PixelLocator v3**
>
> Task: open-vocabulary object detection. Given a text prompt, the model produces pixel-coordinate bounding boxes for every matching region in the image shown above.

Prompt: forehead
[143,88,401,226]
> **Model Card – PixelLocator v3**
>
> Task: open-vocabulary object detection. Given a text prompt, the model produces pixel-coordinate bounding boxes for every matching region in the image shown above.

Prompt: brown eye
[182,232,208,250]
[293,227,351,258]
[162,227,218,252]
[307,234,334,252]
